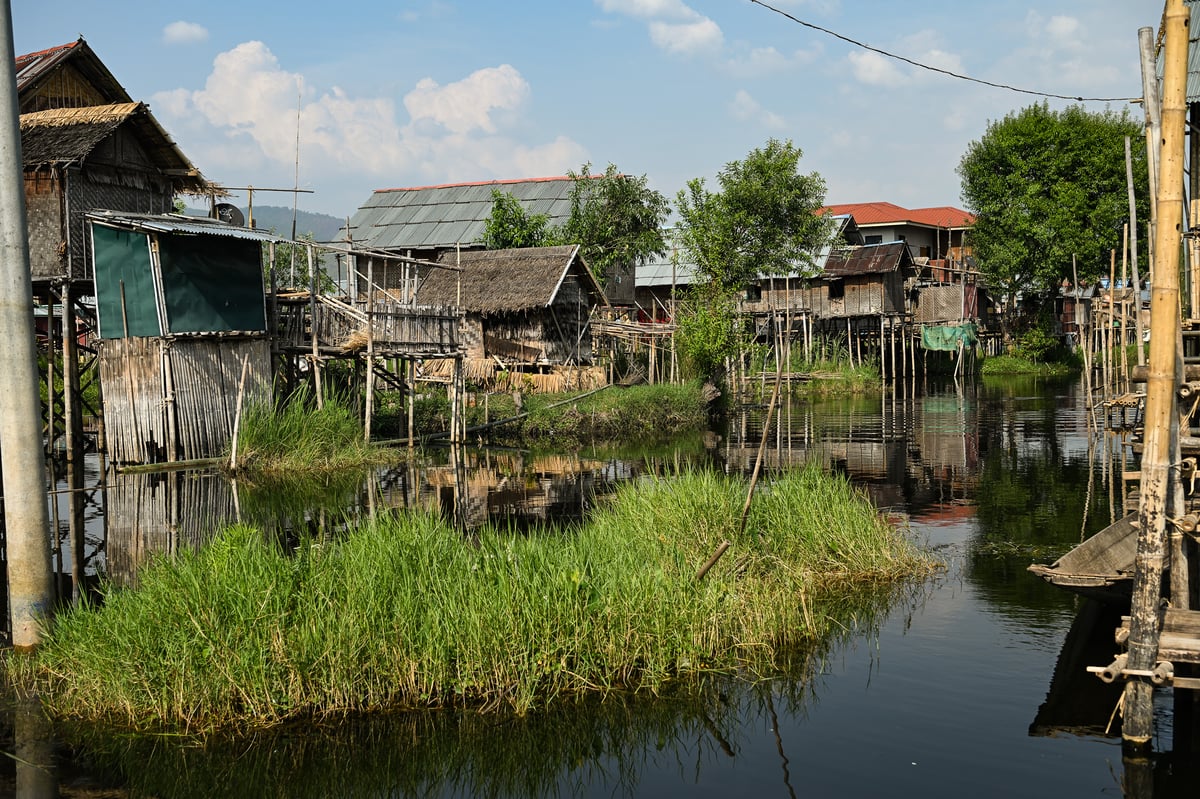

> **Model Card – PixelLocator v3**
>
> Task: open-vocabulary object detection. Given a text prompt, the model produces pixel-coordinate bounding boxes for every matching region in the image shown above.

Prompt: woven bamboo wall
[99,336,272,464]
[913,284,965,323]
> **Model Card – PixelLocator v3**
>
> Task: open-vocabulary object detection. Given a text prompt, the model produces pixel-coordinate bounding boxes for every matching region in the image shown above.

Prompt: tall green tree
[480,164,669,286]
[481,189,553,250]
[675,138,833,292]
[558,163,669,282]
[957,102,1147,305]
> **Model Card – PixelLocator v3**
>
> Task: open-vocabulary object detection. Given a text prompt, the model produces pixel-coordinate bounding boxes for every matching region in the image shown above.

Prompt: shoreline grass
[229,395,395,478]
[403,381,711,447]
[980,353,1079,377]
[20,465,936,733]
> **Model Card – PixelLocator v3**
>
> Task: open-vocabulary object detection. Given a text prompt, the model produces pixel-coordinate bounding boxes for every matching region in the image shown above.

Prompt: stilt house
[87,212,278,464]
[17,39,210,282]
[417,245,605,366]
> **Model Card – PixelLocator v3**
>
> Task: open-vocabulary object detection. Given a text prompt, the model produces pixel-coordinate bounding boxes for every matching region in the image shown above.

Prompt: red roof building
[821,201,974,261]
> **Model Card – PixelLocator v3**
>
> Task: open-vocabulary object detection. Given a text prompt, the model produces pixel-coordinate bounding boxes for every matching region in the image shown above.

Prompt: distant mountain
[241,205,345,243]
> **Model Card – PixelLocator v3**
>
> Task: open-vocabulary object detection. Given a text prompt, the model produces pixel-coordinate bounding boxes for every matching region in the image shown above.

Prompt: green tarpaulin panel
[921,322,978,352]
[158,233,266,334]
[92,224,161,339]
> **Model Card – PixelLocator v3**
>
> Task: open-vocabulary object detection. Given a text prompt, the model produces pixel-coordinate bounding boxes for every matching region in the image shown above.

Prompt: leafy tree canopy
[674,138,833,291]
[480,164,669,284]
[957,102,1147,302]
[481,189,553,250]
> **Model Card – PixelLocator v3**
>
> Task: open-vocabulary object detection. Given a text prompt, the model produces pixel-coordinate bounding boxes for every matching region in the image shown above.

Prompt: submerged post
[0,0,54,647]
[1124,0,1188,752]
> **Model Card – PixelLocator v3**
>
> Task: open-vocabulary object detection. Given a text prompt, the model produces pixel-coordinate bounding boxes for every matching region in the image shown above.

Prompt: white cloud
[152,41,587,211]
[649,18,724,55]
[848,50,907,87]
[162,21,208,44]
[596,0,695,21]
[725,44,821,77]
[729,89,785,129]
[404,65,530,135]
[596,0,723,56]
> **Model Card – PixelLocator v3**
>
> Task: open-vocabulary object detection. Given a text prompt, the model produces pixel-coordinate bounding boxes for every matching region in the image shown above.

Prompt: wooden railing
[276,294,460,356]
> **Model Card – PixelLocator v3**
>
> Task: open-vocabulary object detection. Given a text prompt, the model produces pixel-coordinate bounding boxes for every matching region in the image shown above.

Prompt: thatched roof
[823,241,913,278]
[419,245,605,313]
[20,103,210,193]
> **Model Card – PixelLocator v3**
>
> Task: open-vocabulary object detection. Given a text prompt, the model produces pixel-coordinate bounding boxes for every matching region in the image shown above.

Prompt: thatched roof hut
[21,102,212,281]
[418,245,606,365]
[21,103,208,192]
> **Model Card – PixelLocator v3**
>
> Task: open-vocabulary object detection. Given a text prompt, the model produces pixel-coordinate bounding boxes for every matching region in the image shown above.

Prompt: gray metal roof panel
[86,211,284,242]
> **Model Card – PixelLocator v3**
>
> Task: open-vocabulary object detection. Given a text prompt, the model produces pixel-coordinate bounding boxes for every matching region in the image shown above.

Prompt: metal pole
[0,0,54,648]
[1124,0,1188,752]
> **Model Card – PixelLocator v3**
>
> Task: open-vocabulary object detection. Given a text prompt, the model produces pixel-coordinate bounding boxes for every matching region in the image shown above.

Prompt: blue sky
[14,0,1152,220]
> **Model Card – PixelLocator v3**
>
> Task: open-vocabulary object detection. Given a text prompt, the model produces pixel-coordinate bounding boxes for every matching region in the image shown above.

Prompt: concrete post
[0,0,54,647]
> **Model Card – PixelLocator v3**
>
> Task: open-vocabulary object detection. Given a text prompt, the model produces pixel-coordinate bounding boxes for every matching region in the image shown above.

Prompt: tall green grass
[25,465,934,732]
[231,393,393,478]
[406,382,710,447]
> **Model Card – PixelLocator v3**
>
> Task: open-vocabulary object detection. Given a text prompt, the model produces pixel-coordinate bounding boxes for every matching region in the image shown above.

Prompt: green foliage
[516,383,708,447]
[980,354,1077,377]
[404,383,709,447]
[1013,321,1059,362]
[481,189,553,249]
[231,390,393,478]
[957,102,1147,302]
[480,164,669,286]
[673,287,738,379]
[266,233,337,293]
[675,138,833,291]
[559,163,669,282]
[27,466,933,731]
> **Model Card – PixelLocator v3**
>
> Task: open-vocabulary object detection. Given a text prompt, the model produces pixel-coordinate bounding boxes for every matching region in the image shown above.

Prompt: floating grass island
[20,466,936,733]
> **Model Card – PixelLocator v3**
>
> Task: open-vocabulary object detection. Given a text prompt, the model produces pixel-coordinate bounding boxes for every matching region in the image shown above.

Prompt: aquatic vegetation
[230,393,394,477]
[405,381,710,447]
[980,353,1078,377]
[24,465,935,732]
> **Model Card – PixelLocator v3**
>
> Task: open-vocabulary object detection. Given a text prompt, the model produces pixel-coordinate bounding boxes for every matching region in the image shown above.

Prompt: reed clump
[25,465,934,732]
[230,394,393,477]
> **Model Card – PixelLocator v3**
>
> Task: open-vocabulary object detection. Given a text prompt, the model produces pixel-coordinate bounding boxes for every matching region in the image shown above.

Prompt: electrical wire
[746,0,1139,103]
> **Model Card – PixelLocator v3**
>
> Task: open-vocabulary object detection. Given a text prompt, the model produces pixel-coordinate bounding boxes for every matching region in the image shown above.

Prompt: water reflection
[11,376,1200,795]
[48,582,909,799]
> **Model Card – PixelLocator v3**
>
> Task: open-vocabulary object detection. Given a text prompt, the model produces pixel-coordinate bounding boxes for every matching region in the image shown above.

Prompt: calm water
[3,375,1196,797]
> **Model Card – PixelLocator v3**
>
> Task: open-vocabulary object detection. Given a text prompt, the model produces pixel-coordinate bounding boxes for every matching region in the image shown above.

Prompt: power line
[746,0,1138,103]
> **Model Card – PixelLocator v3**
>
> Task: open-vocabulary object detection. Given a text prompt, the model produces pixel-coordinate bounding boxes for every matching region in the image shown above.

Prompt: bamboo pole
[364,257,375,443]
[1122,226,1131,391]
[1124,0,1187,751]
[1123,143,1142,364]
[1139,27,1161,285]
[228,354,251,472]
[1108,249,1117,395]
[309,243,323,410]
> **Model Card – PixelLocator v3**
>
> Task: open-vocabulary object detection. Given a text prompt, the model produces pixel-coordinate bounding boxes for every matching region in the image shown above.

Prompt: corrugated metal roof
[821,201,974,228]
[15,38,133,111]
[823,241,913,277]
[343,176,583,251]
[1183,1,1200,102]
[86,211,284,242]
[637,229,699,287]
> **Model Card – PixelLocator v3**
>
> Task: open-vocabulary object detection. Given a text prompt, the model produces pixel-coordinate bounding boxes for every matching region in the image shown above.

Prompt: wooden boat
[1027,513,1139,605]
